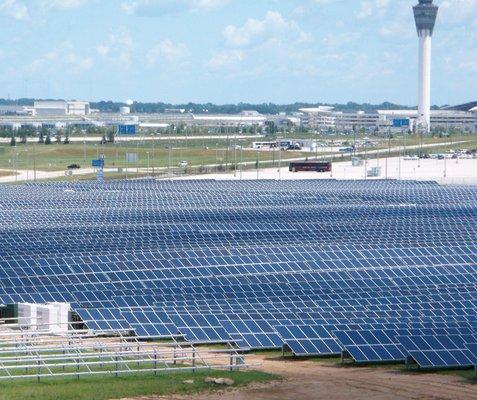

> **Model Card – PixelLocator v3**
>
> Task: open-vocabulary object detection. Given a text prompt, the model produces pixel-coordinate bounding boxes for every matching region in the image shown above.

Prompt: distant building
[164,108,186,114]
[378,110,475,132]
[299,105,476,133]
[67,101,90,116]
[299,107,337,129]
[192,113,266,127]
[34,101,68,116]
[0,105,33,116]
[240,110,261,117]
[34,101,90,116]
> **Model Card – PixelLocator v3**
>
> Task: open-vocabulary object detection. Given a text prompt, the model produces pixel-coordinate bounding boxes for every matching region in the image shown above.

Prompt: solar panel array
[1,179,477,369]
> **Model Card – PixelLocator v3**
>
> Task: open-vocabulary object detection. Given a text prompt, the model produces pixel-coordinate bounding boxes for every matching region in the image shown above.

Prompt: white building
[192,113,266,127]
[67,101,90,115]
[34,101,90,116]
[299,107,337,129]
[298,106,476,133]
[378,109,476,132]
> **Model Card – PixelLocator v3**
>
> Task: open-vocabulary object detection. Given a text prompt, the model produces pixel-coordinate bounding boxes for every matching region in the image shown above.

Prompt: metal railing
[0,319,250,381]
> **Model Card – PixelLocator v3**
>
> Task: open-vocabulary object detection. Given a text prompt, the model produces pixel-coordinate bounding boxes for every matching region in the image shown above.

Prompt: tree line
[0,98,418,115]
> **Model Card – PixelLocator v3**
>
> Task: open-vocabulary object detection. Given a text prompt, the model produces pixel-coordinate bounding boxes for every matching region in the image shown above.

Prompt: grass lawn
[0,142,313,172]
[0,136,475,182]
[0,369,278,400]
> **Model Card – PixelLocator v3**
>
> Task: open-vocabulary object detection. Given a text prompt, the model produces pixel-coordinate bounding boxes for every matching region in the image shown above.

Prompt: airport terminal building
[0,101,475,134]
[299,103,477,133]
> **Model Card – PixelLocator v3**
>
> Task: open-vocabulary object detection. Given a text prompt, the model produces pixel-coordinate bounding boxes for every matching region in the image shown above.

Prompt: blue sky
[0,0,475,105]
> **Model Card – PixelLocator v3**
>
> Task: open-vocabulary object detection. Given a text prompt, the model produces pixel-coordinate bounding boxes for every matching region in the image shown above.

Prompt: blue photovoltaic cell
[0,179,475,364]
[397,335,477,368]
[121,310,179,338]
[277,325,342,356]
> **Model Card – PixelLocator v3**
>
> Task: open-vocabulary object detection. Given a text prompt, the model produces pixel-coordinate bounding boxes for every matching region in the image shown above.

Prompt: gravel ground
[125,353,477,400]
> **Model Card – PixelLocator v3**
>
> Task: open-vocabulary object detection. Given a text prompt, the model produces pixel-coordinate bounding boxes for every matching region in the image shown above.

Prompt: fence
[0,319,249,381]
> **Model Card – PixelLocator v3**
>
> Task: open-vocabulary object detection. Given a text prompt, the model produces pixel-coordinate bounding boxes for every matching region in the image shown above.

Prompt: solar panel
[220,318,283,349]
[76,308,131,332]
[121,310,179,338]
[276,325,342,356]
[170,313,230,343]
[396,335,477,368]
[0,179,475,360]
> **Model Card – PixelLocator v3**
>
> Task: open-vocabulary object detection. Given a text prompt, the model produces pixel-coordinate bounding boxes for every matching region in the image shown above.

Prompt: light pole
[147,151,150,177]
[386,127,391,180]
[25,140,29,181]
[168,140,172,179]
[33,142,37,182]
[364,140,368,180]
[234,132,237,178]
[417,124,423,168]
[315,131,318,160]
[330,139,334,178]
[398,135,402,180]
[240,145,243,180]
[444,153,447,178]
[152,133,156,176]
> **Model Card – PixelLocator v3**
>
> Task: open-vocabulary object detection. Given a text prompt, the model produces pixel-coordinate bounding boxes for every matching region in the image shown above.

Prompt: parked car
[67,164,81,169]
[179,160,188,167]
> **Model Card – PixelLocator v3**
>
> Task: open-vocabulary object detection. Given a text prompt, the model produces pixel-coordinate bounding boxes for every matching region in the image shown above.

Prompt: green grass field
[0,134,475,181]
[0,369,277,400]
[0,142,313,172]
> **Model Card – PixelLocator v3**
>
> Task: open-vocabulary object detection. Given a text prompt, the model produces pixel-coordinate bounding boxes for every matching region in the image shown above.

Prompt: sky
[0,0,475,105]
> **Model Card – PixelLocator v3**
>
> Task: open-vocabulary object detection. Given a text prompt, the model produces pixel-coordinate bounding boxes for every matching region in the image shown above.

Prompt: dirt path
[131,354,477,400]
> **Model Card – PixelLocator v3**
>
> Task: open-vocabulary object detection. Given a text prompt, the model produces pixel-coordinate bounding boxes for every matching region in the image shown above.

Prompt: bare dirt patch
[127,353,477,400]
[0,170,14,178]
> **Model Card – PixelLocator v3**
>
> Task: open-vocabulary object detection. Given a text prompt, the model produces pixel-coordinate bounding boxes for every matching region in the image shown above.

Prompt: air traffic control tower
[413,0,438,132]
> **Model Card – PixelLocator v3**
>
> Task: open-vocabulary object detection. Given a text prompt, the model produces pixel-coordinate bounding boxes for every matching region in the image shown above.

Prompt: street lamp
[146,151,150,177]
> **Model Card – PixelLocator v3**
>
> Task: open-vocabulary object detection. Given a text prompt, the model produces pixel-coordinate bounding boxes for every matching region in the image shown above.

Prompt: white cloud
[460,59,477,72]
[207,49,243,70]
[146,39,188,66]
[440,0,477,23]
[27,41,94,73]
[0,0,90,21]
[208,10,313,76]
[357,0,390,20]
[121,0,230,16]
[322,32,361,47]
[0,0,29,20]
[192,0,229,10]
[96,30,134,66]
[223,11,311,48]
[52,0,89,8]
[95,44,109,56]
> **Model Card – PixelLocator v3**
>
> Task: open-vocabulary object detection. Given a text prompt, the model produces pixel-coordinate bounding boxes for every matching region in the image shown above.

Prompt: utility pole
[386,127,391,179]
